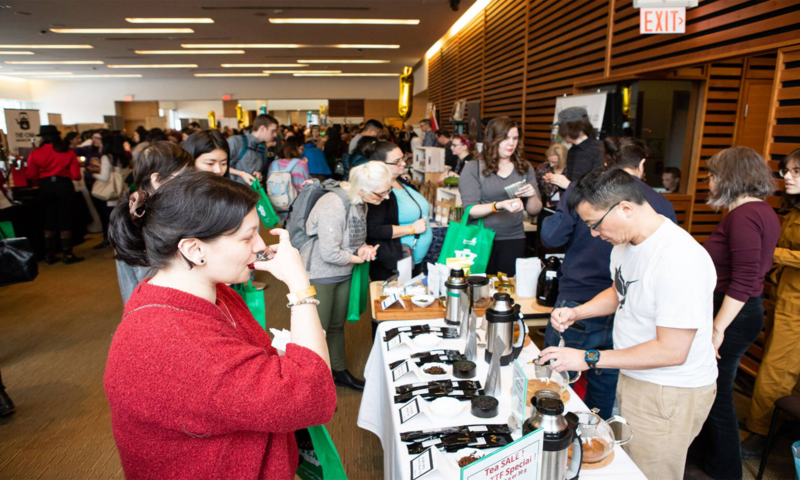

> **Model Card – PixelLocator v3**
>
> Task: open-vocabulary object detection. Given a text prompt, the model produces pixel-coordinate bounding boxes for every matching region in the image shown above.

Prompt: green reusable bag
[231,280,266,330]
[0,221,15,239]
[250,179,280,229]
[296,425,348,480]
[436,205,495,274]
[346,261,370,323]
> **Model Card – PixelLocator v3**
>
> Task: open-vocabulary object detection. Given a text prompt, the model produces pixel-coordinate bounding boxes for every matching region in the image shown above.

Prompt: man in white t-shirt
[539,168,718,480]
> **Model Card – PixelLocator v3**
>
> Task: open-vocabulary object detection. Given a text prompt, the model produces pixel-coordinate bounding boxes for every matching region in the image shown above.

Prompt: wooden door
[735,79,773,156]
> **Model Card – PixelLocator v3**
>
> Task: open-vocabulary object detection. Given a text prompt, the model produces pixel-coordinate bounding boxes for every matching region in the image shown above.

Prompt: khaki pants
[617,374,716,480]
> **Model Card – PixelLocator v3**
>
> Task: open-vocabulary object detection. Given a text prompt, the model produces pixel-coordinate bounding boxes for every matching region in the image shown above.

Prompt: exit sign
[640,7,686,34]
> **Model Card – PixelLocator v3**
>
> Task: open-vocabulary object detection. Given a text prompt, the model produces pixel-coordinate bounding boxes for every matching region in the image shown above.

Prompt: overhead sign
[640,7,686,34]
[3,109,40,154]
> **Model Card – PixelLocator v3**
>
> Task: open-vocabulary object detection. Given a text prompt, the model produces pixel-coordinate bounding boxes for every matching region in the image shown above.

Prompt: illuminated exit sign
[640,7,686,34]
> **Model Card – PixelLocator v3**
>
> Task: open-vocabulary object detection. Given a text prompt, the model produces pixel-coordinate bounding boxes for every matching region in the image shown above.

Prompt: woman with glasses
[439,133,477,182]
[300,161,391,391]
[742,148,800,459]
[366,141,432,280]
[691,147,780,479]
[459,117,542,275]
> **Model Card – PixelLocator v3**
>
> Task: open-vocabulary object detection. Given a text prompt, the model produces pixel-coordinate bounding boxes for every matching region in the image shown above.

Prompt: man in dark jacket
[556,107,605,183]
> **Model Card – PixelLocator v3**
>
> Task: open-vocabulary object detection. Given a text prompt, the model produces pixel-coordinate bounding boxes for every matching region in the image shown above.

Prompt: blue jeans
[544,299,619,419]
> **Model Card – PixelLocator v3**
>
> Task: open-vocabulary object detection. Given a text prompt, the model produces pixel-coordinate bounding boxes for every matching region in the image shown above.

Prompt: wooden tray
[373,299,490,321]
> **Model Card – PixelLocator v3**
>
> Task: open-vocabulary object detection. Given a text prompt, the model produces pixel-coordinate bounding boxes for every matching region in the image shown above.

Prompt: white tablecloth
[357,318,647,480]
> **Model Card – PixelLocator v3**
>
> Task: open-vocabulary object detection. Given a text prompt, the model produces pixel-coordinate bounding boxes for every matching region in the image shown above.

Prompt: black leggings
[39,176,76,232]
[486,238,525,276]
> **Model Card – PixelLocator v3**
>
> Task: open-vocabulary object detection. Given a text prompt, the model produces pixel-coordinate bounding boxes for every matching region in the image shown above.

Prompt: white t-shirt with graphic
[610,217,718,388]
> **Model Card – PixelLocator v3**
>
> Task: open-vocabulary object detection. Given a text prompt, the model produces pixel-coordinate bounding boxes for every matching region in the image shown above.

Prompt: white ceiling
[0,0,474,80]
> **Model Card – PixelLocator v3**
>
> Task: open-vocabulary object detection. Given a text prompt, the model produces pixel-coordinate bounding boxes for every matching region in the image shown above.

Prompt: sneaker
[741,433,768,459]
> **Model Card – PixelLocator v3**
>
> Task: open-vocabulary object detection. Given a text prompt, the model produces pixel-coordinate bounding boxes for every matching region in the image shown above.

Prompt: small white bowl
[429,397,464,419]
[418,362,451,380]
[413,333,441,350]
[411,294,435,308]
[452,448,484,469]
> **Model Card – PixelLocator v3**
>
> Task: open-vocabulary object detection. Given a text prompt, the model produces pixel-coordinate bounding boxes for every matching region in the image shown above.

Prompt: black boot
[332,370,365,391]
[0,371,15,417]
[741,433,768,459]
[44,236,59,265]
[61,237,85,265]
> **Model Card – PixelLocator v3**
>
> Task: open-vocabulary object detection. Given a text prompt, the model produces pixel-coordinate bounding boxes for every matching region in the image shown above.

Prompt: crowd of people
[6,107,799,480]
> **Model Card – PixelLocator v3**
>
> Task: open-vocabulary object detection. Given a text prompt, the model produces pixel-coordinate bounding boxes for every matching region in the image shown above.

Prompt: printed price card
[400,397,422,424]
[392,360,411,382]
[410,448,435,480]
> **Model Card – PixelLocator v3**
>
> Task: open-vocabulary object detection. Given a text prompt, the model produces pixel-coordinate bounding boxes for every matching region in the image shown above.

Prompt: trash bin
[792,440,800,479]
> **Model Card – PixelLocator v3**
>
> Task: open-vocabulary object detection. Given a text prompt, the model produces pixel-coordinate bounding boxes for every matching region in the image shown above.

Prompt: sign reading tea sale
[640,7,686,34]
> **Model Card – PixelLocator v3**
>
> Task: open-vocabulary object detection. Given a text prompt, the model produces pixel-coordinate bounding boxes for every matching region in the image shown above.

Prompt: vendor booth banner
[4,109,40,154]
[552,93,607,130]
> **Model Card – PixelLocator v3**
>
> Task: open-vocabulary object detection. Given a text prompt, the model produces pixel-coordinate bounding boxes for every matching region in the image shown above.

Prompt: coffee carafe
[484,293,526,366]
[523,395,582,480]
[444,268,469,327]
[537,256,561,307]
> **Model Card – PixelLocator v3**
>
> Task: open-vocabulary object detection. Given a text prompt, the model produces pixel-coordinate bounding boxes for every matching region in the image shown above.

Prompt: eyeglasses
[371,188,392,199]
[451,142,464,148]
[589,202,620,230]
[780,167,800,179]
[384,157,405,166]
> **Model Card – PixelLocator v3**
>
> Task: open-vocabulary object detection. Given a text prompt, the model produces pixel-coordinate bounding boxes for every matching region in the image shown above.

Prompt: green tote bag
[231,280,266,329]
[295,425,349,480]
[346,261,370,324]
[250,179,281,229]
[436,205,495,274]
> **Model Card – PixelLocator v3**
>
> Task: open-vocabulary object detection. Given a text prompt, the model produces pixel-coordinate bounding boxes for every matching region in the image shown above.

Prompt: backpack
[266,158,302,212]
[284,179,349,250]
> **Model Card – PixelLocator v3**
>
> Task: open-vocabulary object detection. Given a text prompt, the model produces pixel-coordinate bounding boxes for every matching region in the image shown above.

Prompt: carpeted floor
[0,233,797,480]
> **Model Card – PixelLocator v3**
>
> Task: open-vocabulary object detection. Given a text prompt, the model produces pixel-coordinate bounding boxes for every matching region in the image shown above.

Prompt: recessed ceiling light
[221,63,308,68]
[34,74,143,78]
[0,75,27,82]
[0,51,35,55]
[263,70,341,74]
[50,28,195,34]
[293,73,399,77]
[5,60,104,64]
[6,71,73,75]
[269,18,419,25]
[181,43,399,49]
[135,50,245,55]
[125,18,214,24]
[297,59,390,64]
[194,73,270,77]
[0,45,94,49]
[107,64,198,68]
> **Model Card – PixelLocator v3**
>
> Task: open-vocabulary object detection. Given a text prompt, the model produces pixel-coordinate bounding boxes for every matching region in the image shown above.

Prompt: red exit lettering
[640,7,686,35]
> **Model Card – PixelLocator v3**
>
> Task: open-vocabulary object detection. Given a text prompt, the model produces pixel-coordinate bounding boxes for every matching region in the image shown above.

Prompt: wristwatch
[585,350,600,370]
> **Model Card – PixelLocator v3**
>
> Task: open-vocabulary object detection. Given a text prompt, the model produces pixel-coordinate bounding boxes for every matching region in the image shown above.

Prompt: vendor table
[357,318,647,480]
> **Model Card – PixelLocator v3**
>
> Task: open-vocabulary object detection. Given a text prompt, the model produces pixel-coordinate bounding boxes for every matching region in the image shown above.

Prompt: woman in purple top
[692,147,781,479]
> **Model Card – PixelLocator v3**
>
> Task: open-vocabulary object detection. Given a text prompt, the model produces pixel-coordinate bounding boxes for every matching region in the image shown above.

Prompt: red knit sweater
[104,280,336,480]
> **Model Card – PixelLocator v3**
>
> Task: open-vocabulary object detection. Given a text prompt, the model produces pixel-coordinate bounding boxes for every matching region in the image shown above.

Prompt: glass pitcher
[573,410,634,464]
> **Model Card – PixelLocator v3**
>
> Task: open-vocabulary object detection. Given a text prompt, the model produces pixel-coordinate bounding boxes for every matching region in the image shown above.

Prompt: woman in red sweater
[25,125,83,264]
[105,170,336,480]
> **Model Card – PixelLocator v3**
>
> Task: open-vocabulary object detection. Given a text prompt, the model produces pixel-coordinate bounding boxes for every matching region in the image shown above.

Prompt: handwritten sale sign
[461,428,543,480]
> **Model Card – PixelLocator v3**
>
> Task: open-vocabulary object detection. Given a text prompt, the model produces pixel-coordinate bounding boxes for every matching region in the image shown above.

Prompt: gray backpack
[283,178,350,250]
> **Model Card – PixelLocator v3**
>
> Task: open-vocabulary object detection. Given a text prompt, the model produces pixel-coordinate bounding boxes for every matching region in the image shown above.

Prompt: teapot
[572,410,633,464]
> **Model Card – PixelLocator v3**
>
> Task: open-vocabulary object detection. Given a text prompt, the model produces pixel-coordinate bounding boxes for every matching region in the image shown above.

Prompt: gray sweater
[300,190,368,281]
[459,159,539,241]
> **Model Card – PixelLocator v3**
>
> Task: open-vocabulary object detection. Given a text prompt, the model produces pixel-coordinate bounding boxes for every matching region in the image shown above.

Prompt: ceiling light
[50,28,195,34]
[298,59,389,64]
[221,63,308,68]
[0,44,94,49]
[182,43,399,49]
[0,75,27,83]
[5,60,104,65]
[108,64,197,68]
[34,74,143,78]
[136,50,245,55]
[0,51,35,55]
[262,70,341,74]
[194,73,270,77]
[125,18,214,24]
[269,18,419,25]
[293,73,399,77]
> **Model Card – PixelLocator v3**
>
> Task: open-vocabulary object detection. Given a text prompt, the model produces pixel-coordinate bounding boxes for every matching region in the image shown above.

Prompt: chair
[757,395,800,480]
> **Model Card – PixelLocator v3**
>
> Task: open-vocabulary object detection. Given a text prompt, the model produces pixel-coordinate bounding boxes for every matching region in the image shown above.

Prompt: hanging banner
[4,109,40,154]
[553,93,606,131]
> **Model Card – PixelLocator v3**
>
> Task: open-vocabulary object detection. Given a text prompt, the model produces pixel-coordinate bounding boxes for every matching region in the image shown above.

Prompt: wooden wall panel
[457,13,485,118]
[428,51,442,122]
[439,36,459,130]
[524,0,609,163]
[765,46,800,205]
[611,0,800,75]
[482,0,527,123]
